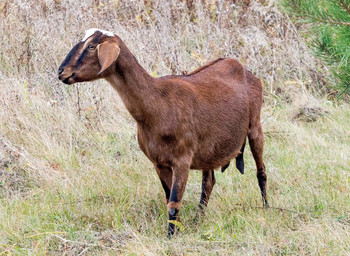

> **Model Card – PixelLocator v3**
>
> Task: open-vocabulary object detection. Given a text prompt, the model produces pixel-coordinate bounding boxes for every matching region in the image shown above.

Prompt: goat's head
[58,28,120,84]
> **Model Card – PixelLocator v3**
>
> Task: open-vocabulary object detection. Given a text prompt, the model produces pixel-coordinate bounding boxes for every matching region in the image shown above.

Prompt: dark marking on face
[60,32,103,75]
[76,48,90,67]
[59,42,83,70]
[76,33,102,67]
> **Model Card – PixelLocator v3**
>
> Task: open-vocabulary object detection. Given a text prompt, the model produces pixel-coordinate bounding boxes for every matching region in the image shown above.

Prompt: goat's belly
[190,151,240,170]
[190,133,245,170]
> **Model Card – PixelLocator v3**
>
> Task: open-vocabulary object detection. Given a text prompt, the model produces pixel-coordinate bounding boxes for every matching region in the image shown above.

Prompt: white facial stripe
[82,28,114,42]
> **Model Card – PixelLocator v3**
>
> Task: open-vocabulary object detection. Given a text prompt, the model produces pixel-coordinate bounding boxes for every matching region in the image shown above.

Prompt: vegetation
[281,0,350,97]
[0,0,349,255]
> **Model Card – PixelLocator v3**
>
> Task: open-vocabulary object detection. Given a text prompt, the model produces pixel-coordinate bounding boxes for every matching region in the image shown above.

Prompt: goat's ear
[97,41,120,75]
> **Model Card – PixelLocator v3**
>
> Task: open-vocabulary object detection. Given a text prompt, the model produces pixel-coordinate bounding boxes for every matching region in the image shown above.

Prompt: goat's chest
[136,124,191,165]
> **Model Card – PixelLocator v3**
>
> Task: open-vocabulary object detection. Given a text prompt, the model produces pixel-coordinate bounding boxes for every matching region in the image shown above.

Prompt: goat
[58,28,268,238]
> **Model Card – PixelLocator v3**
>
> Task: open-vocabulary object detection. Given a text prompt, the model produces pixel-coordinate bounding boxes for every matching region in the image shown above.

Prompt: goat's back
[141,58,262,170]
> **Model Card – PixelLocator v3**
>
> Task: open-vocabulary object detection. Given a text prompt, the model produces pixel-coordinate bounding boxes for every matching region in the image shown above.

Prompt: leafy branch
[281,0,350,97]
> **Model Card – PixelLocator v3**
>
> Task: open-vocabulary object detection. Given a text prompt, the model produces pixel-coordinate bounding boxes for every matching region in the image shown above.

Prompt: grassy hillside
[0,0,349,255]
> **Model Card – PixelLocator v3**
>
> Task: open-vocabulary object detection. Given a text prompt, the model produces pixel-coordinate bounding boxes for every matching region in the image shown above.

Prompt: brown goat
[58,28,268,237]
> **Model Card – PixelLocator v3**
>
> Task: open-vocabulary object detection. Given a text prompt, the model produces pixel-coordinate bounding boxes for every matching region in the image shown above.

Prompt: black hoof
[262,196,269,208]
[167,228,174,239]
[263,201,269,208]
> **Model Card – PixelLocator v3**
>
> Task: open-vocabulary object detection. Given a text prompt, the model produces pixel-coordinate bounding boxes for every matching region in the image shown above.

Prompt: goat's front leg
[155,164,173,205]
[167,163,190,238]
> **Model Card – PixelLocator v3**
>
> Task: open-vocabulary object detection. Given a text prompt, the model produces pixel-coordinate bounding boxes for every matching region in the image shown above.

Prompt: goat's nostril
[58,68,64,75]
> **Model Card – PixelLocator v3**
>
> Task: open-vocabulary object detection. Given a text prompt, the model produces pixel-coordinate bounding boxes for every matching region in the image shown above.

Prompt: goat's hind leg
[248,122,268,207]
[199,170,216,209]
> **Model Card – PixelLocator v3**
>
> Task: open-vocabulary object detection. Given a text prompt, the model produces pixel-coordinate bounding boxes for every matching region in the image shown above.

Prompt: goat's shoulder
[154,77,197,103]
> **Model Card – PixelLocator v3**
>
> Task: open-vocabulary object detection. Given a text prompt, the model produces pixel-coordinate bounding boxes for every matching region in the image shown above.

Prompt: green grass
[0,78,349,255]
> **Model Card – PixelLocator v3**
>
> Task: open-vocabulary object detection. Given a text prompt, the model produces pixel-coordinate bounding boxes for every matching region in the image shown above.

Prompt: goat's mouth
[59,73,76,85]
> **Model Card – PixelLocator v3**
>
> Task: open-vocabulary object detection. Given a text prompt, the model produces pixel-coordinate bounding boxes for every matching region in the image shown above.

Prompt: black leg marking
[168,181,180,238]
[257,166,268,207]
[161,180,170,201]
[166,166,189,238]
[169,181,179,203]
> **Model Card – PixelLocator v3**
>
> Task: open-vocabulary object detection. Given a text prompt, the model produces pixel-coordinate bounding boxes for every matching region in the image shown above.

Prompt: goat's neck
[106,38,157,124]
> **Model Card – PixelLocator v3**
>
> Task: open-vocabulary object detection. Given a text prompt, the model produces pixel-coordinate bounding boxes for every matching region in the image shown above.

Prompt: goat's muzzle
[58,68,76,84]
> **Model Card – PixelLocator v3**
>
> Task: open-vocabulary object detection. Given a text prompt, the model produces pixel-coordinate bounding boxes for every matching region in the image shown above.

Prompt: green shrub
[281,0,350,98]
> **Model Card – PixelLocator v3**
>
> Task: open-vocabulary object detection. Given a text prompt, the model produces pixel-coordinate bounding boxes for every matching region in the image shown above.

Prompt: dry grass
[0,0,349,255]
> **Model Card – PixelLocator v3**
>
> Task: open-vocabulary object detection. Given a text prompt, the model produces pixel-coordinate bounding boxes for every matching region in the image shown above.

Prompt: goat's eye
[87,44,95,50]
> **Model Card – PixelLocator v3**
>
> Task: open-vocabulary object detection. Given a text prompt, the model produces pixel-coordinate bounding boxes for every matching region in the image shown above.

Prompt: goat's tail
[221,138,246,174]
